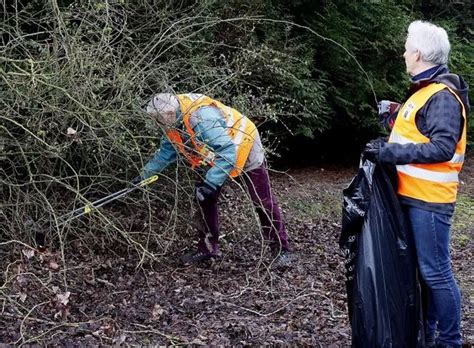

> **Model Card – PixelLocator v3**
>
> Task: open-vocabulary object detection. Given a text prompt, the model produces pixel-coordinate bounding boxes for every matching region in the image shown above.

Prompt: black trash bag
[339,160,422,348]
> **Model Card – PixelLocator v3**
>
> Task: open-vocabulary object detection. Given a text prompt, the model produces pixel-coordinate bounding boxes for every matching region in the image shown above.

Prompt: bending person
[135,93,292,267]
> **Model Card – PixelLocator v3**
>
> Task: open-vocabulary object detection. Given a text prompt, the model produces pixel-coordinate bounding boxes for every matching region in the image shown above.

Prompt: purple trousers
[196,163,289,254]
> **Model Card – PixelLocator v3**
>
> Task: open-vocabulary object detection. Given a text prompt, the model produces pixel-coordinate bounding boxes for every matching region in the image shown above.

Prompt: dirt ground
[1,158,473,346]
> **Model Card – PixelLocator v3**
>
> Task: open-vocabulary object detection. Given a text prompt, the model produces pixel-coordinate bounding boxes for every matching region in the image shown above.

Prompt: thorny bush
[1,1,330,259]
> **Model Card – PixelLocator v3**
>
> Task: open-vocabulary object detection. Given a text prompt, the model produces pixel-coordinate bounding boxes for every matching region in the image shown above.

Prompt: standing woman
[363,20,469,347]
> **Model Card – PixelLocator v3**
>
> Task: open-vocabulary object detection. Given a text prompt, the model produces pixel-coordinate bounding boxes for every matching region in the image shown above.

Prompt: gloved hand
[131,176,142,186]
[195,182,216,202]
[363,138,385,163]
[377,100,400,130]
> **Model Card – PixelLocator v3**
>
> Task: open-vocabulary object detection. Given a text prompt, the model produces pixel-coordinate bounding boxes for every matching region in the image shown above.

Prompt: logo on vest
[187,93,204,101]
[402,102,415,120]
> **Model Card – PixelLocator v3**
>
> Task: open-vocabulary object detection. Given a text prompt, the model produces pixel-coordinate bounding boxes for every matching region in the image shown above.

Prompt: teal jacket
[142,106,237,189]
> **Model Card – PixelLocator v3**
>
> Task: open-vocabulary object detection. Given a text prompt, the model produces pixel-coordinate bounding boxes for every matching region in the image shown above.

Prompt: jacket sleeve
[379,90,462,165]
[191,106,236,188]
[141,136,178,179]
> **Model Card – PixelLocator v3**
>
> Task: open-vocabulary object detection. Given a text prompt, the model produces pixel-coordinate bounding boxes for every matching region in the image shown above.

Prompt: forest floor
[1,158,473,346]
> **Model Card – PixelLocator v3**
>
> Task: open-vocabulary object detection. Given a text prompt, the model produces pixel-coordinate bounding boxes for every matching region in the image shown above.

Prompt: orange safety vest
[166,94,257,178]
[389,83,467,203]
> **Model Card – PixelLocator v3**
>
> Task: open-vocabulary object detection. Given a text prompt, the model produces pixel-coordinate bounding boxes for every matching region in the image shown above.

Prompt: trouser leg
[195,185,222,254]
[404,206,461,347]
[242,163,289,251]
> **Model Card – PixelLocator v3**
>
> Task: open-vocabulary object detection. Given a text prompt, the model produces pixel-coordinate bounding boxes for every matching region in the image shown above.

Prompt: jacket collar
[411,65,446,82]
[407,64,448,96]
[406,64,470,113]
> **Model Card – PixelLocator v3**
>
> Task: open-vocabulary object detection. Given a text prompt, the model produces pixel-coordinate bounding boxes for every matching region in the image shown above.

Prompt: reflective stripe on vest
[171,94,257,177]
[388,83,467,203]
[396,164,459,183]
[390,132,466,164]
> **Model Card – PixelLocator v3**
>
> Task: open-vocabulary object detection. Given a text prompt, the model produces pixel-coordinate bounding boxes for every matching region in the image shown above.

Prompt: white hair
[406,20,450,65]
[146,93,179,116]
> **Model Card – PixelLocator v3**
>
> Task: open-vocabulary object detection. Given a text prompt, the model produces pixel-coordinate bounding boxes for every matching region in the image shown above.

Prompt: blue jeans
[403,206,462,347]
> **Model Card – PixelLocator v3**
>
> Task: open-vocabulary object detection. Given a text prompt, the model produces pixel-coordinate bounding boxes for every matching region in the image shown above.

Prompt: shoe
[180,249,218,264]
[271,250,295,268]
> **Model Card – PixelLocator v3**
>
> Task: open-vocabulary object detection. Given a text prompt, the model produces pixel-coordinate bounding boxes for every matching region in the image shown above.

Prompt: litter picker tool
[35,175,158,250]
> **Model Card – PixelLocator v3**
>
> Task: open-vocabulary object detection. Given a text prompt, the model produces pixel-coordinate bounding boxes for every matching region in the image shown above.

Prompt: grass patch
[452,193,474,246]
[282,190,342,220]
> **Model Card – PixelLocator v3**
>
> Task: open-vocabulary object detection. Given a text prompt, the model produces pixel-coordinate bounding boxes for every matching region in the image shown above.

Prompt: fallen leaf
[190,338,206,345]
[56,292,70,306]
[152,304,164,320]
[101,324,114,336]
[66,127,82,143]
[113,334,127,344]
[48,260,59,270]
[22,249,35,260]
[19,293,27,302]
[16,274,28,287]
[92,329,102,337]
